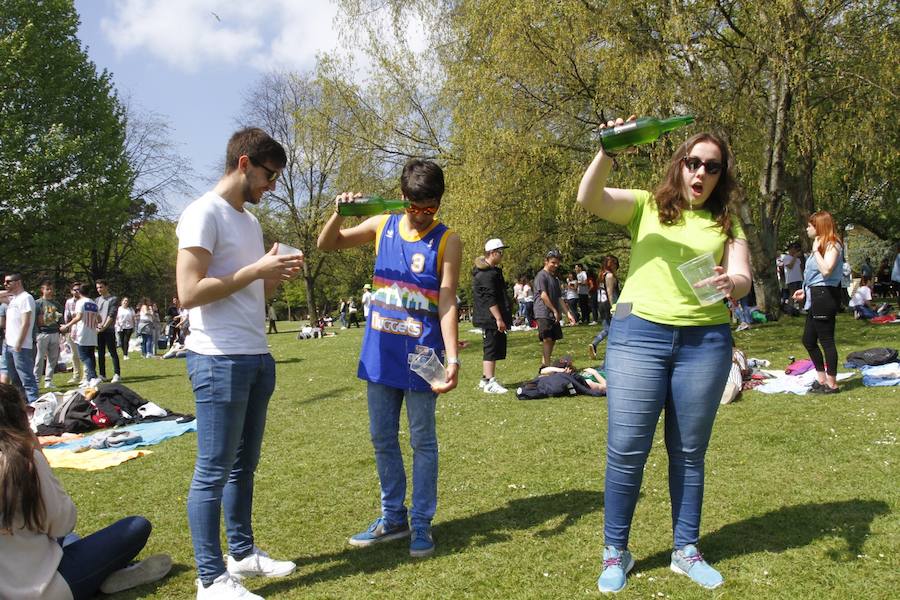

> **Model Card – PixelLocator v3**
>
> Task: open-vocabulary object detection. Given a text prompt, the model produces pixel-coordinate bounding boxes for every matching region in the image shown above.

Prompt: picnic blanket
[753,370,855,395]
[43,419,197,470]
[44,448,150,471]
[861,362,900,387]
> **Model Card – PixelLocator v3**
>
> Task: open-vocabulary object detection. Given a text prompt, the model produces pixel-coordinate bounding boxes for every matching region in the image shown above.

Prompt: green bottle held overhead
[599,115,694,154]
[337,195,409,217]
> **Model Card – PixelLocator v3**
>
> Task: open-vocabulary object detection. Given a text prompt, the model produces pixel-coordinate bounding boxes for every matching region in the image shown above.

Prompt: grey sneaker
[348,516,411,547]
[670,544,723,589]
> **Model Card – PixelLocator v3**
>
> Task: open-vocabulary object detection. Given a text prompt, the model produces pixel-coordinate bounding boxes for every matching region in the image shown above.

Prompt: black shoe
[810,381,824,391]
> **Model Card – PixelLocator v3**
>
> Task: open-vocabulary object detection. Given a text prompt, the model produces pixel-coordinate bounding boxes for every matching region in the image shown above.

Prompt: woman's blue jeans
[185,351,276,585]
[367,382,438,530]
[603,312,732,549]
[57,516,151,600]
[141,333,154,356]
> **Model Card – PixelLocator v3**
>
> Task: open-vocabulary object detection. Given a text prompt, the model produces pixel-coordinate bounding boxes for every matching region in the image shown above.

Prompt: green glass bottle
[337,195,409,217]
[599,115,695,154]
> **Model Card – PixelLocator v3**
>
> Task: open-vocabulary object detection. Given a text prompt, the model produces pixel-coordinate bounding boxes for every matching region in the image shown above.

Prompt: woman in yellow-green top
[576,117,752,594]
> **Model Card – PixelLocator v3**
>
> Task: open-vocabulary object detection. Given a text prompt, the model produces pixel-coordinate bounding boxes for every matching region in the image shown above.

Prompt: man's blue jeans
[76,344,97,380]
[367,382,438,530]
[185,351,275,585]
[4,345,39,403]
[57,516,151,600]
[603,312,732,550]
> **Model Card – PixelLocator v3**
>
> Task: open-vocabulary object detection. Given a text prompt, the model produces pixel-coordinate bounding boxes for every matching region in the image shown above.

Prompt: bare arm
[718,238,753,300]
[575,116,639,225]
[317,194,384,251]
[177,243,302,310]
[432,233,462,394]
[811,241,841,278]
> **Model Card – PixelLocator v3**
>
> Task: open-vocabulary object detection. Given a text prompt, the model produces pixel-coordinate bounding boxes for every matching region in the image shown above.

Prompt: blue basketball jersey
[357,213,451,391]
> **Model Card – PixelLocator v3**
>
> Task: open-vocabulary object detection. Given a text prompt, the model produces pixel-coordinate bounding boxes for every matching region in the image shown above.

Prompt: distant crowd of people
[0,276,190,402]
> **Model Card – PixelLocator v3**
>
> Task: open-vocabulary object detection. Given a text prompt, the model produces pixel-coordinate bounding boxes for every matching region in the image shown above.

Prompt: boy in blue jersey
[317,159,462,558]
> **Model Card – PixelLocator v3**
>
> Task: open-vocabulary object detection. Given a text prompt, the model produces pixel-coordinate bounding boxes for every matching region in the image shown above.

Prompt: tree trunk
[745,69,793,317]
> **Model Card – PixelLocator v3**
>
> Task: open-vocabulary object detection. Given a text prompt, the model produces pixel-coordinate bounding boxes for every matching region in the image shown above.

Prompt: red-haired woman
[577,116,752,593]
[793,211,845,393]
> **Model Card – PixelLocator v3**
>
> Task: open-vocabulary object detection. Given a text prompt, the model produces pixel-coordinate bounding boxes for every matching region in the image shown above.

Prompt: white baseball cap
[484,238,508,253]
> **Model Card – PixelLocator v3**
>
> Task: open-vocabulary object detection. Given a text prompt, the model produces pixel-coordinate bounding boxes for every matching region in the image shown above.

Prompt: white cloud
[99,0,343,73]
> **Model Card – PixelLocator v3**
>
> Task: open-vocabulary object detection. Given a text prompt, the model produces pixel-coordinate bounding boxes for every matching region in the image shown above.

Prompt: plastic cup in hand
[277,243,303,257]
[677,253,725,306]
[408,348,447,387]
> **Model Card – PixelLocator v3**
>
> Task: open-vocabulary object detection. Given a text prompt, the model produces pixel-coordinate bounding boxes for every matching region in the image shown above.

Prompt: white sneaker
[66,375,80,384]
[111,374,121,383]
[196,572,262,600]
[226,546,296,578]
[736,322,751,332]
[123,355,129,360]
[483,378,508,394]
[85,377,103,388]
[478,378,488,389]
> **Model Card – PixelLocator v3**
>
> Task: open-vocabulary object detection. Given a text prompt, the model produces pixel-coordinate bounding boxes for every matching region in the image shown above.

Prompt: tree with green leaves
[0,0,132,280]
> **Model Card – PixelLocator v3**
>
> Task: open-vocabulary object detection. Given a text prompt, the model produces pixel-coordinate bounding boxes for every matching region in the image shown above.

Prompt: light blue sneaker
[409,527,435,558]
[670,544,723,589]
[597,546,634,594]
[348,517,410,547]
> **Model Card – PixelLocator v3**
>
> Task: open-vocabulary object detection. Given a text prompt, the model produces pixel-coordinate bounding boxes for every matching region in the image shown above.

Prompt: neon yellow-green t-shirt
[617,190,744,326]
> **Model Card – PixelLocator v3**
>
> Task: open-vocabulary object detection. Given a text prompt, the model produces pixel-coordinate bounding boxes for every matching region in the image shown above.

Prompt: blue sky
[72,0,356,214]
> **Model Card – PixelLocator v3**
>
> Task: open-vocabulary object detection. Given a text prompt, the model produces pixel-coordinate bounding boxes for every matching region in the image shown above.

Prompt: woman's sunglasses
[406,205,438,216]
[681,156,723,175]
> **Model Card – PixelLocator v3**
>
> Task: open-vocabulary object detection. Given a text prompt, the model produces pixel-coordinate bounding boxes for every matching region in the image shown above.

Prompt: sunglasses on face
[248,157,280,182]
[681,156,723,175]
[406,205,438,216]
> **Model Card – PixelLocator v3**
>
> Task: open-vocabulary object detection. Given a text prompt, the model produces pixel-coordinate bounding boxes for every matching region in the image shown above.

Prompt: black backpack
[845,347,899,368]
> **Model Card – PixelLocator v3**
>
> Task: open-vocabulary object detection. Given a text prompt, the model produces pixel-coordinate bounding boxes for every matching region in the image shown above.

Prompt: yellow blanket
[44,448,151,470]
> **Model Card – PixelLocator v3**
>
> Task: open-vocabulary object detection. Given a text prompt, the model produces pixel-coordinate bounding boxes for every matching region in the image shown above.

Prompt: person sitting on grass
[849,276,876,320]
[0,383,171,599]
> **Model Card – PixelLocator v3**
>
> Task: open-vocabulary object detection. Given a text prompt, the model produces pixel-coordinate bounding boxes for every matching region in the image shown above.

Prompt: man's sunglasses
[249,157,280,182]
[681,156,723,175]
[406,205,438,216]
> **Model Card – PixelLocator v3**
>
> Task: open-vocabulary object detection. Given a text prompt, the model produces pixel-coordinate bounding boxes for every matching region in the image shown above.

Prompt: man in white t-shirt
[176,128,303,600]
[60,283,101,384]
[2,273,39,402]
[780,242,803,295]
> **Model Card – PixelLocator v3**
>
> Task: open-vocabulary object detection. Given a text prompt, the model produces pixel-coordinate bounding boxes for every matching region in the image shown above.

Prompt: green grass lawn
[56,314,898,599]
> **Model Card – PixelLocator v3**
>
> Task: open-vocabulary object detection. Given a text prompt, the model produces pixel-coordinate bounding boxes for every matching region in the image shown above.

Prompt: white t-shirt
[5,291,36,349]
[521,283,533,302]
[74,297,99,346]
[176,191,268,355]
[849,285,871,308]
[780,253,803,284]
[576,270,588,295]
[362,290,372,317]
[116,307,136,330]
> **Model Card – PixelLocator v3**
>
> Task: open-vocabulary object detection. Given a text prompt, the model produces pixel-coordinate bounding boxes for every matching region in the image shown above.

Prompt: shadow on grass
[638,499,890,571]
[293,387,353,406]
[274,357,303,365]
[257,489,601,594]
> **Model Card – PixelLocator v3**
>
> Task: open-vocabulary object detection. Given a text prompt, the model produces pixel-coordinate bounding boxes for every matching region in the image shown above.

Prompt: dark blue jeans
[603,312,732,550]
[57,516,151,600]
[185,351,276,585]
[3,345,39,403]
[76,344,97,380]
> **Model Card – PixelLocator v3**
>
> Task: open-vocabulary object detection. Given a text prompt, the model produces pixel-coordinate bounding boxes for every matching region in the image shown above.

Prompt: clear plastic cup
[677,253,725,306]
[408,348,447,387]
[277,243,303,257]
